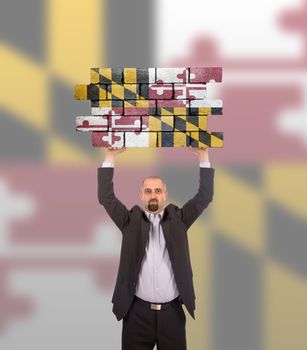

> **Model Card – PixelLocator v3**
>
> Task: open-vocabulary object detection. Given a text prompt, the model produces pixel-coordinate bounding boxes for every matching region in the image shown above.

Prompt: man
[98,147,214,350]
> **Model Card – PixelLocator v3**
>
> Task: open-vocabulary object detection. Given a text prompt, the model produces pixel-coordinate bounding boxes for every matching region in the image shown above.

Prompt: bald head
[141,176,167,192]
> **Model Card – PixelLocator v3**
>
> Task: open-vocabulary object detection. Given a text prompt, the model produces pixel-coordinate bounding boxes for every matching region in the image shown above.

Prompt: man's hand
[188,146,209,162]
[104,147,127,163]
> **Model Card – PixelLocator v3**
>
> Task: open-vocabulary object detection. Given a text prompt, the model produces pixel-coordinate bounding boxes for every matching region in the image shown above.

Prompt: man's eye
[156,189,161,193]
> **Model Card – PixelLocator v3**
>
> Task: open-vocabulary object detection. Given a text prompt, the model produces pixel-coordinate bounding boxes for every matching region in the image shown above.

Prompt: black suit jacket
[98,166,214,321]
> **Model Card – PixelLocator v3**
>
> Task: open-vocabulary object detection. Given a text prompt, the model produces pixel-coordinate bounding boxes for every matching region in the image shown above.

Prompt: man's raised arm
[97,147,130,231]
[180,147,215,229]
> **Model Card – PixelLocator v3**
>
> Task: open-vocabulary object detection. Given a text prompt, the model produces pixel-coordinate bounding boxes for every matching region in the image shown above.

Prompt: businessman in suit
[98,147,214,350]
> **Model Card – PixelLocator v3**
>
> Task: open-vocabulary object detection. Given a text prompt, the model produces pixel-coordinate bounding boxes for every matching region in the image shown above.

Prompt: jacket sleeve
[97,167,130,231]
[179,167,215,229]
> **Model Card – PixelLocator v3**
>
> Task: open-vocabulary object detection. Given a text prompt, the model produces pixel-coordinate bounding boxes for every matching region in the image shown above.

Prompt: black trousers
[122,296,187,350]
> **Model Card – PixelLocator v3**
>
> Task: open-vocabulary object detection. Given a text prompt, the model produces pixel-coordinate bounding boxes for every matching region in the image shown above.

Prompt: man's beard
[148,200,159,212]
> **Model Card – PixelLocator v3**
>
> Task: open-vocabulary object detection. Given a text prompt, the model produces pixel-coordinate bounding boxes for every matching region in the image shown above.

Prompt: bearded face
[140,178,168,213]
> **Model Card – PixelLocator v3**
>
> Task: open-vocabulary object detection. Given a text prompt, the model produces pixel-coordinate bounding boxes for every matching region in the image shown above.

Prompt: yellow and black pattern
[74,84,107,100]
[90,67,155,84]
[174,115,207,131]
[155,131,223,147]
[107,84,140,100]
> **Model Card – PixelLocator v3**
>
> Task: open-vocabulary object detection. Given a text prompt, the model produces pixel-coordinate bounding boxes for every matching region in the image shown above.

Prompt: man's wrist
[104,156,115,163]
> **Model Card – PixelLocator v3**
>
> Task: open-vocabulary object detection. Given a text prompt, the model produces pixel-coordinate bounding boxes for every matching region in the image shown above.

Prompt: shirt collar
[144,208,165,221]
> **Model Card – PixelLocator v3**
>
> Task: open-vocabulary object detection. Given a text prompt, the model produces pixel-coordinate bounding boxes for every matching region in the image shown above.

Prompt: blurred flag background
[0,0,306,349]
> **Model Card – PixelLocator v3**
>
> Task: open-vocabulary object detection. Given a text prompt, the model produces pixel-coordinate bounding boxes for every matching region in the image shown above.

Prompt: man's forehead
[142,178,164,188]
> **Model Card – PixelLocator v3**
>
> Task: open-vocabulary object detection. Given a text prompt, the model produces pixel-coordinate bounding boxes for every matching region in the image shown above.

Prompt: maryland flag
[0,1,307,350]
[74,67,224,148]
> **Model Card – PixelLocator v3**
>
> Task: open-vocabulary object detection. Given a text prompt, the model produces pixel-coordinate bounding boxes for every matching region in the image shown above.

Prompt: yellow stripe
[174,132,188,146]
[265,261,307,350]
[124,84,138,94]
[149,132,157,147]
[199,116,207,130]
[90,69,100,84]
[264,164,307,220]
[49,0,102,84]
[0,44,48,131]
[74,84,87,100]
[108,84,124,100]
[148,116,161,131]
[99,86,107,100]
[211,169,264,253]
[124,68,137,83]
[124,100,150,108]
[211,133,224,147]
[100,67,112,81]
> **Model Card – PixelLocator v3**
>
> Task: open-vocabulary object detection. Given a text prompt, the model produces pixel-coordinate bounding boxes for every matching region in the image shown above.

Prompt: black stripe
[174,116,186,131]
[88,85,99,100]
[212,132,224,140]
[113,100,123,107]
[199,131,211,146]
[100,75,112,84]
[106,0,154,66]
[161,121,173,132]
[161,132,173,147]
[186,115,199,127]
[212,107,223,115]
[137,69,150,83]
[139,84,149,99]
[124,87,137,100]
[112,68,123,83]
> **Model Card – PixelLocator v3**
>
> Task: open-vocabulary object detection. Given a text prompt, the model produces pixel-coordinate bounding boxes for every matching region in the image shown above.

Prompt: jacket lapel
[140,211,150,253]
[161,209,174,259]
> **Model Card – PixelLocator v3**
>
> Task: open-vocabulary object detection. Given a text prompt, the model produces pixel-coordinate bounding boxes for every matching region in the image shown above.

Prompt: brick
[140,83,173,99]
[90,67,123,84]
[74,84,87,100]
[157,99,189,109]
[76,116,108,131]
[91,100,124,115]
[125,131,150,147]
[174,115,207,131]
[77,115,143,132]
[173,84,207,100]
[142,116,174,131]
[124,100,156,115]
[75,84,107,100]
[189,107,223,116]
[190,99,223,109]
[189,67,222,83]
[92,131,124,147]
[107,84,139,100]
[189,131,224,147]
[109,115,142,131]
[157,106,189,116]
[123,68,156,83]
[157,131,190,147]
[156,68,189,83]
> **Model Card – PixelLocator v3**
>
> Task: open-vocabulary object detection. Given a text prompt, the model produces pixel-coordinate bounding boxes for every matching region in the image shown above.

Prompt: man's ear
[165,191,168,200]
